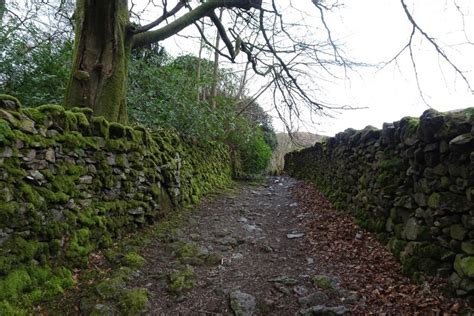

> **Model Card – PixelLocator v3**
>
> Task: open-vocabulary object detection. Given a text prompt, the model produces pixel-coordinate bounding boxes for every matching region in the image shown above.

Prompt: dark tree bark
[0,0,6,25]
[64,0,131,122]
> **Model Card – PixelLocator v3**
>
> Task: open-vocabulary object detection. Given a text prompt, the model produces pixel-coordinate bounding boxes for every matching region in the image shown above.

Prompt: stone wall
[0,95,232,300]
[284,108,474,295]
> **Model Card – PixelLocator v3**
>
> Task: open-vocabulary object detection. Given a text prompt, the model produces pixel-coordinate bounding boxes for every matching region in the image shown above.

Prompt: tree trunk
[64,0,130,123]
[0,0,6,25]
[210,9,224,109]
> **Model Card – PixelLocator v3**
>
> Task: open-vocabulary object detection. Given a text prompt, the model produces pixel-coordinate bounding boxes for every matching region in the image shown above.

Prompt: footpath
[129,176,468,315]
[46,176,470,315]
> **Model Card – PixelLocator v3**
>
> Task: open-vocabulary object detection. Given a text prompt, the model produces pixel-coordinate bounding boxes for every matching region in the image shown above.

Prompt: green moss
[122,252,145,268]
[96,277,126,299]
[463,107,474,120]
[109,122,126,139]
[115,153,128,167]
[22,108,45,124]
[0,269,32,300]
[311,275,335,290]
[65,111,79,131]
[118,288,148,315]
[454,255,474,278]
[55,131,98,149]
[0,94,22,108]
[36,104,65,114]
[0,265,74,314]
[91,116,110,138]
[168,267,195,294]
[106,138,135,151]
[0,119,14,145]
[66,228,95,265]
[154,209,190,242]
[427,192,440,209]
[2,157,26,179]
[0,300,27,316]
[11,130,54,148]
[19,182,45,209]
[10,237,44,262]
[378,158,402,171]
[402,116,420,130]
[36,188,69,204]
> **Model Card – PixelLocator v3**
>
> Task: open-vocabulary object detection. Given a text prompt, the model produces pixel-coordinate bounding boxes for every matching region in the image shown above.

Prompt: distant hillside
[268,132,327,173]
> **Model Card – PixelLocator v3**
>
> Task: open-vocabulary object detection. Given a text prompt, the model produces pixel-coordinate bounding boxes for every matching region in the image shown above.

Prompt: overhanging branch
[132,0,261,48]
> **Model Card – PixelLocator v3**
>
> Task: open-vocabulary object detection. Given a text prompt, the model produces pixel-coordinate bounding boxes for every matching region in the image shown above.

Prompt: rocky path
[131,176,337,315]
[121,176,468,315]
[64,177,470,316]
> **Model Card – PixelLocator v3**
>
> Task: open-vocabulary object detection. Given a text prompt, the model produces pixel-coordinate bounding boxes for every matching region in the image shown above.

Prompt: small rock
[273,283,291,295]
[28,170,45,181]
[355,232,363,240]
[243,224,261,233]
[293,285,309,296]
[234,271,244,278]
[287,233,305,239]
[232,253,244,260]
[0,188,13,202]
[0,98,20,111]
[238,217,248,223]
[189,233,200,241]
[449,133,472,146]
[45,148,56,163]
[260,245,273,253]
[107,154,116,165]
[219,236,242,247]
[297,292,330,307]
[215,229,230,237]
[46,129,60,137]
[19,118,37,134]
[298,305,348,316]
[229,290,256,316]
[79,175,93,184]
[306,258,314,265]
[269,275,298,286]
[23,149,36,162]
[128,207,145,215]
[91,304,115,316]
[0,146,13,158]
[289,202,298,207]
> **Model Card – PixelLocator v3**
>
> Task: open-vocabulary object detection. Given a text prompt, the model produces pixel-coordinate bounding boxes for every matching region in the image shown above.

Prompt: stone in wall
[285,108,474,296]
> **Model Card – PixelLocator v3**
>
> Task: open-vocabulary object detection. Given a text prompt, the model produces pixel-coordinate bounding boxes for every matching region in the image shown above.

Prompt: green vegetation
[128,49,276,175]
[0,265,74,315]
[168,266,195,294]
[312,275,335,291]
[118,288,149,315]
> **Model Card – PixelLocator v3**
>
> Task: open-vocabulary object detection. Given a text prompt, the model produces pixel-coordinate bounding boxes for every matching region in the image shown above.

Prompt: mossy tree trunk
[64,0,262,123]
[64,0,131,123]
[0,0,6,25]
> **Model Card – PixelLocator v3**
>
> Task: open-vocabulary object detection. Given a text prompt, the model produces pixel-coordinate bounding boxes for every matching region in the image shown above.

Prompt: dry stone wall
[285,108,474,295]
[0,95,232,288]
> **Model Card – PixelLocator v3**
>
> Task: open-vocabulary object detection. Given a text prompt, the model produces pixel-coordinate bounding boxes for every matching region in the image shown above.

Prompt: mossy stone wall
[0,95,232,311]
[285,108,474,296]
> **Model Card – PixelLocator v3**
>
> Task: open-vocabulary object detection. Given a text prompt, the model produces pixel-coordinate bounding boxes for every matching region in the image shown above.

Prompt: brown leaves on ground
[291,181,469,314]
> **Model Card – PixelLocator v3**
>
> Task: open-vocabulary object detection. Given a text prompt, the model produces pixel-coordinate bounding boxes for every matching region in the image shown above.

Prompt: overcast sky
[146,0,474,136]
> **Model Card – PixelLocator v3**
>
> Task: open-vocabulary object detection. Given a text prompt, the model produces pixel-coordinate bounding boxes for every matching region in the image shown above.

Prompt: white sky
[144,0,474,136]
